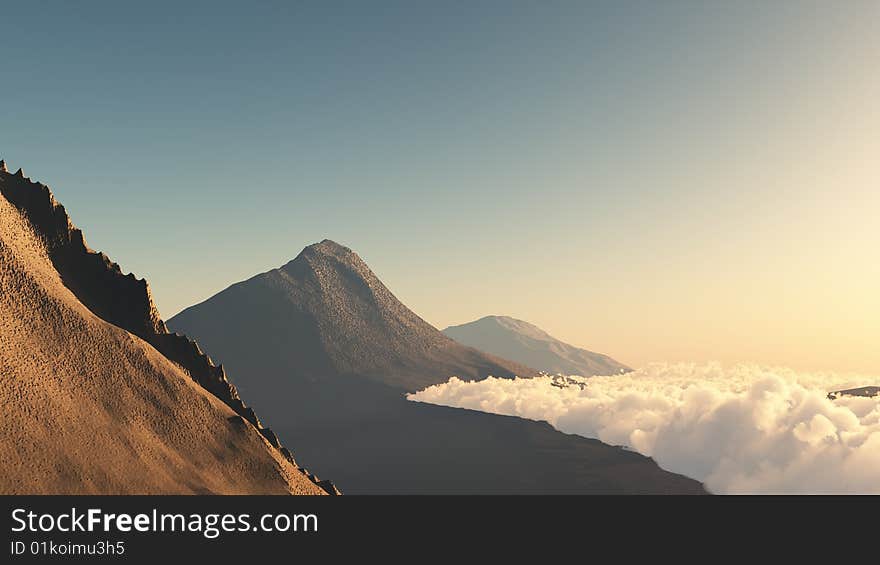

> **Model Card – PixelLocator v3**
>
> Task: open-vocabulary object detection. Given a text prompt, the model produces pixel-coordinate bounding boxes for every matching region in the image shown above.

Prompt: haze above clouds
[409,364,880,493]
[2,3,878,373]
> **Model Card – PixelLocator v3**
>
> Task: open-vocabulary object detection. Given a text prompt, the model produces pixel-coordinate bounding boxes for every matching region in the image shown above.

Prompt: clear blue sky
[2,2,878,372]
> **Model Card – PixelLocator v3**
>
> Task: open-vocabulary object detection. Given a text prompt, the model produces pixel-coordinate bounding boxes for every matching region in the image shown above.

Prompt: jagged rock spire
[0,159,7,173]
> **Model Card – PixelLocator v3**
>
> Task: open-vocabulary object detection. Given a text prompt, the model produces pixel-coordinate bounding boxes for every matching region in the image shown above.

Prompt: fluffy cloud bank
[408,363,880,493]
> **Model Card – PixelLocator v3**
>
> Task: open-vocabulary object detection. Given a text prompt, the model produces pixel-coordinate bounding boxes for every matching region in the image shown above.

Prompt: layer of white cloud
[408,363,880,493]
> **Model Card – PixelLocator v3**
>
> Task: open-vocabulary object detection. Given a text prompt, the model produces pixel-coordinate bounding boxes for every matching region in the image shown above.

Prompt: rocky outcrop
[828,386,880,400]
[0,162,338,495]
[0,167,165,338]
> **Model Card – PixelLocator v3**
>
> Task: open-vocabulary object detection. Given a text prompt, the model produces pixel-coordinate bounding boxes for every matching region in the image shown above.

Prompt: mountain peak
[472,315,549,338]
[444,315,630,376]
[306,239,353,256]
[171,239,534,391]
[480,315,531,325]
[281,239,370,281]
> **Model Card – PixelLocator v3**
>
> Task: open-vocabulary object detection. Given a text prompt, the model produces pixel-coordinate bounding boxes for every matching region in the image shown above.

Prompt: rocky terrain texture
[444,315,630,376]
[177,240,534,391]
[0,161,333,494]
[169,240,706,494]
[828,386,880,399]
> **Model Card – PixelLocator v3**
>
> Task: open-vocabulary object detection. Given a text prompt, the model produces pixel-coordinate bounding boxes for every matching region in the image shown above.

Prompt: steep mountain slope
[0,162,328,494]
[444,315,630,376]
[169,240,706,494]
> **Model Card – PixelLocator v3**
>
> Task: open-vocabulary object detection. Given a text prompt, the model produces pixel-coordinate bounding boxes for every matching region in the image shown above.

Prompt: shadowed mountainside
[169,240,706,494]
[444,315,630,376]
[0,162,332,494]
[176,240,533,391]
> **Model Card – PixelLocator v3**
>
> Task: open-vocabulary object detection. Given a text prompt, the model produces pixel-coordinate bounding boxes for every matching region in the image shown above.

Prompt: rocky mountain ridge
[0,160,336,494]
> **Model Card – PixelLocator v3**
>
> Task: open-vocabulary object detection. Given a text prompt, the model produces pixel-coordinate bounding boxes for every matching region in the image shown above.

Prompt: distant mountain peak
[470,315,555,340]
[477,315,513,323]
[444,315,630,376]
[477,315,538,327]
[304,239,355,257]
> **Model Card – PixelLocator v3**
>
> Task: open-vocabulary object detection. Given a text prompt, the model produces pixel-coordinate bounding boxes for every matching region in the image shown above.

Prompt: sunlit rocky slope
[0,161,332,494]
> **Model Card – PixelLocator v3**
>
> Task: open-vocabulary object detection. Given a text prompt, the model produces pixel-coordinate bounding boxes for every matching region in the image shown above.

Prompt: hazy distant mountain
[0,162,327,494]
[444,315,630,376]
[169,240,705,494]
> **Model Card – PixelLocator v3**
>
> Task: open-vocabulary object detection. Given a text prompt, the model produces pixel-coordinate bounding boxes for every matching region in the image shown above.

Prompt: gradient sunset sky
[1,2,877,373]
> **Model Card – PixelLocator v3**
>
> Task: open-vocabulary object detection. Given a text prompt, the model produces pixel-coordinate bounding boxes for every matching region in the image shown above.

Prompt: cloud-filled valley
[408,364,880,493]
